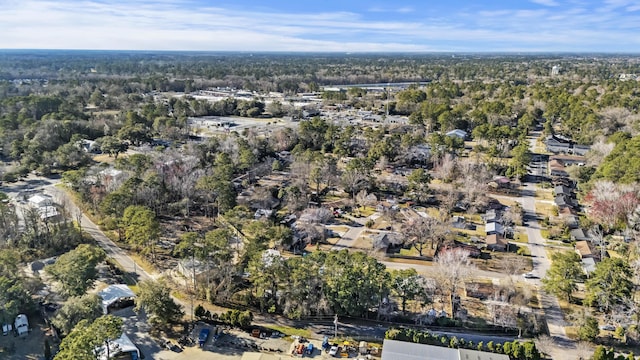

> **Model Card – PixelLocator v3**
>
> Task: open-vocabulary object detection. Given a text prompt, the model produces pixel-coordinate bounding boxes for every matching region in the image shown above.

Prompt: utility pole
[191,249,196,324]
[334,314,338,339]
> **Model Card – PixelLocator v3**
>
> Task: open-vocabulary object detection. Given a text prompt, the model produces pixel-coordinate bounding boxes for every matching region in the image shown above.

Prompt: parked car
[523,272,537,279]
[329,346,340,357]
[198,328,210,347]
[600,324,616,331]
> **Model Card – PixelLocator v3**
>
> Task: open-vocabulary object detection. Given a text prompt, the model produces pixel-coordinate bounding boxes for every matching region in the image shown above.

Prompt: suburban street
[44,185,155,284]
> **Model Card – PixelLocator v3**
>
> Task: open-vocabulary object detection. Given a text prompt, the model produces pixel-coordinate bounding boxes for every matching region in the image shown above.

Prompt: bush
[195,304,212,321]
[3,172,18,182]
[220,309,253,328]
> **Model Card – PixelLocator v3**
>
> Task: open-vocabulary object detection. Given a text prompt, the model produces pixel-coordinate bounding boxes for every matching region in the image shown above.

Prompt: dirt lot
[155,324,304,360]
[0,314,54,360]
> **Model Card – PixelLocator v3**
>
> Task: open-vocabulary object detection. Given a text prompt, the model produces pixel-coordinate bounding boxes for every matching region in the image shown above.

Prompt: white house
[445,129,468,140]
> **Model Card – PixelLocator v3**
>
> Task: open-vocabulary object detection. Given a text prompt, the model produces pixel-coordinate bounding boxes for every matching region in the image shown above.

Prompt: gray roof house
[554,185,573,197]
[570,228,591,241]
[445,129,468,140]
[485,222,505,236]
[555,195,576,209]
[545,136,571,153]
[381,339,509,360]
[572,144,591,156]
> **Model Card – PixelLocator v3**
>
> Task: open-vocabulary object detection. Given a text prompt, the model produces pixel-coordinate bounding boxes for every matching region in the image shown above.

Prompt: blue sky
[1,0,640,52]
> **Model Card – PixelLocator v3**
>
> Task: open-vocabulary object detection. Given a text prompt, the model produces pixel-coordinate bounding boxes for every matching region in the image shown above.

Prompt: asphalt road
[44,185,154,283]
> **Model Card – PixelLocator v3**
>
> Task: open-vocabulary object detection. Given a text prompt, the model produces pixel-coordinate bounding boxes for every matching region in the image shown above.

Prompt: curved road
[45,186,155,283]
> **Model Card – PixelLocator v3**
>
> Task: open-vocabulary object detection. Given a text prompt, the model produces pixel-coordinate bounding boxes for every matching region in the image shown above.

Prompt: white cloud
[0,0,639,51]
[530,0,560,6]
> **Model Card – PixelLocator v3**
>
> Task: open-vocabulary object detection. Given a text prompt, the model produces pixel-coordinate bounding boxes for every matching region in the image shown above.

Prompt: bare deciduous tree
[402,216,447,256]
[575,341,593,360]
[433,248,474,319]
[534,334,555,358]
[433,153,457,183]
[586,136,615,166]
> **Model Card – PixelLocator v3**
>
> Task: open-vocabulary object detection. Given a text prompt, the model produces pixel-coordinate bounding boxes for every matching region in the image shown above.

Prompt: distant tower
[551,65,561,76]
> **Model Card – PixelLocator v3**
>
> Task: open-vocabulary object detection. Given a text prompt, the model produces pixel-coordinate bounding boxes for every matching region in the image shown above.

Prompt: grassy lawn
[93,154,120,164]
[540,229,550,239]
[535,189,554,201]
[326,225,350,235]
[386,257,434,267]
[399,247,422,257]
[129,253,157,275]
[352,235,372,250]
[355,206,376,217]
[535,202,557,217]
[461,229,486,238]
[513,233,529,243]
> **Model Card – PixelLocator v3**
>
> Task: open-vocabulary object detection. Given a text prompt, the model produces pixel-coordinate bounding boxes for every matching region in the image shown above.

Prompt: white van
[14,314,29,336]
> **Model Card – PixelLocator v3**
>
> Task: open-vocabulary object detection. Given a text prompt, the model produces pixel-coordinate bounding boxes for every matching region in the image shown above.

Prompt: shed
[98,284,136,314]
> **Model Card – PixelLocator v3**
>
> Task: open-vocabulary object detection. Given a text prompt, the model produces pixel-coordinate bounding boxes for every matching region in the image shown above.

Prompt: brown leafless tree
[433,248,474,319]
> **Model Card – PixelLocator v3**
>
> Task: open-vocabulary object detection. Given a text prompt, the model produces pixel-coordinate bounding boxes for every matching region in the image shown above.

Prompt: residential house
[575,240,602,265]
[381,339,509,360]
[445,129,468,140]
[485,234,509,251]
[555,194,577,210]
[485,221,505,236]
[545,135,571,153]
[571,229,591,242]
[552,177,573,187]
[483,209,501,223]
[488,176,512,190]
[371,233,403,253]
[561,212,580,229]
[550,154,586,167]
[549,159,568,177]
[572,144,591,156]
[554,185,573,197]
